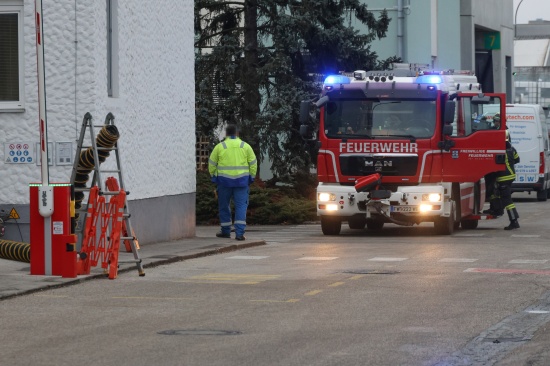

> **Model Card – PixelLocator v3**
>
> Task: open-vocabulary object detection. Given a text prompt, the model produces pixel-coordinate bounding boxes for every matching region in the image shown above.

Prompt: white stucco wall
[0,0,195,205]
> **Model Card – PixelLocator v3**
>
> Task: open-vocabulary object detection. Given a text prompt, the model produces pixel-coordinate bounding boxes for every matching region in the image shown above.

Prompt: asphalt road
[1,192,550,366]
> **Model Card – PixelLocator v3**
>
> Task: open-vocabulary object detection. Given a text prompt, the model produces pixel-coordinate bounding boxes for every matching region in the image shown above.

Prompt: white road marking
[438,258,478,263]
[511,235,541,238]
[509,259,548,264]
[296,257,338,261]
[368,257,408,262]
[525,310,550,314]
[454,234,485,237]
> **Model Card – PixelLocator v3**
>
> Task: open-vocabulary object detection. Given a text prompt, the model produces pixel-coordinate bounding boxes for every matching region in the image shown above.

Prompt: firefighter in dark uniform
[483,114,503,216]
[497,130,521,230]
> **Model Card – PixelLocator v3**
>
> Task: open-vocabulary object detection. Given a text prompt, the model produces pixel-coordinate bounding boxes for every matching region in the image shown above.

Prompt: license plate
[391,206,418,212]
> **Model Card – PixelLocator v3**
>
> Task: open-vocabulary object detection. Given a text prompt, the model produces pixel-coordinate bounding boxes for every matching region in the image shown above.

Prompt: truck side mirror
[443,124,453,136]
[443,101,455,124]
[299,101,310,124]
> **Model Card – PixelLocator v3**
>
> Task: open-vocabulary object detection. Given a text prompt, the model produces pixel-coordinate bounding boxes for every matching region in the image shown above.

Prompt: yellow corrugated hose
[0,239,30,263]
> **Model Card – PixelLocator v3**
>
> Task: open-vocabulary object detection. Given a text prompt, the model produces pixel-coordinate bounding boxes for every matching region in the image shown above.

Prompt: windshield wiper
[381,134,417,142]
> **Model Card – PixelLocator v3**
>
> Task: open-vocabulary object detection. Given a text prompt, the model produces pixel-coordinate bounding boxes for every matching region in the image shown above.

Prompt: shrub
[196,170,317,225]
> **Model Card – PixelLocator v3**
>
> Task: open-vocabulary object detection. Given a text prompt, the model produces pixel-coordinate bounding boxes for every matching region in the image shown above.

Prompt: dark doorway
[475,50,494,93]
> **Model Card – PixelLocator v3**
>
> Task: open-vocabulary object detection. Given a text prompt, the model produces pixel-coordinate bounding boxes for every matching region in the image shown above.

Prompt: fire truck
[300,64,508,235]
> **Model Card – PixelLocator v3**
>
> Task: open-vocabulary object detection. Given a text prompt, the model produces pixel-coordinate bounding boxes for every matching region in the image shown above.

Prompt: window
[0,4,24,111]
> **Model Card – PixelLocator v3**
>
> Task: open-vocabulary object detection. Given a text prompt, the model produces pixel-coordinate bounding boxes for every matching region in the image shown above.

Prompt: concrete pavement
[0,225,265,300]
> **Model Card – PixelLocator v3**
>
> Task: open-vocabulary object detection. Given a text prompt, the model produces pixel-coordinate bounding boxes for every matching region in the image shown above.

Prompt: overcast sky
[513,0,550,23]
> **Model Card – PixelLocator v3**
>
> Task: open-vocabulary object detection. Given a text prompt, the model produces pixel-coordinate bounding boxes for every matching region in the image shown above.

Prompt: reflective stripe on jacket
[208,136,257,187]
[496,145,520,183]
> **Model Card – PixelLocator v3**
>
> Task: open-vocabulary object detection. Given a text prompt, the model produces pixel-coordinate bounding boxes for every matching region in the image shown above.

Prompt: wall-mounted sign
[484,32,501,50]
[4,143,34,164]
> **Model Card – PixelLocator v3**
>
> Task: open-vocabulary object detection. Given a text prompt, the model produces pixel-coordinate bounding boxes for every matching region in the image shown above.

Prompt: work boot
[504,220,520,230]
[235,235,246,241]
[504,208,520,230]
[216,231,231,238]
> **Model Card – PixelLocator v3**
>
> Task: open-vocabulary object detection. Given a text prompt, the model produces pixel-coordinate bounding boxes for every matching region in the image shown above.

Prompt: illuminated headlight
[419,204,433,212]
[326,204,338,211]
[318,193,336,202]
[422,193,441,202]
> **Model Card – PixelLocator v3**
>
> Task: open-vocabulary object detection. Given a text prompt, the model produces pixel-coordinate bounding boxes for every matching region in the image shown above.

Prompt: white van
[506,104,550,201]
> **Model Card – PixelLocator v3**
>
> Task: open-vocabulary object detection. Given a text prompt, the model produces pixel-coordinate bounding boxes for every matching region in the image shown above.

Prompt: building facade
[514,19,550,107]
[356,0,514,100]
[0,0,195,243]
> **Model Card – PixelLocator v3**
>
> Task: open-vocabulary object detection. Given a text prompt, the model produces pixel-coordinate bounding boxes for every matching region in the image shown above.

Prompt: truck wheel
[461,219,479,230]
[434,201,455,235]
[348,216,367,230]
[321,216,341,235]
[366,220,384,231]
[537,189,548,202]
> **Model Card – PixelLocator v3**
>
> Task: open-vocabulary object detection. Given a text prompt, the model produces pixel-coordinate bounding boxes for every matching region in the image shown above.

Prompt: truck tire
[321,216,341,235]
[461,219,479,230]
[537,188,548,202]
[434,201,455,235]
[366,219,384,231]
[348,216,367,230]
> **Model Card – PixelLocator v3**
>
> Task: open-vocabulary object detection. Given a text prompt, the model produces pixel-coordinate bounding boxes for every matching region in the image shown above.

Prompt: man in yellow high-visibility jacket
[208,125,257,240]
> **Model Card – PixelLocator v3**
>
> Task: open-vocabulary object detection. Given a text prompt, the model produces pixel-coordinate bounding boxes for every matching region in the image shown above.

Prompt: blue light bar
[416,75,442,84]
[324,75,351,85]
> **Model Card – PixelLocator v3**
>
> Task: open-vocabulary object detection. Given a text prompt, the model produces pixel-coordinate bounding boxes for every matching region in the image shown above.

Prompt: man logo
[365,161,373,167]
[384,161,393,167]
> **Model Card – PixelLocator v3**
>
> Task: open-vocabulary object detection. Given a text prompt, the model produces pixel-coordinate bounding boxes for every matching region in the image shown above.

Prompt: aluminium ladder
[71,112,145,276]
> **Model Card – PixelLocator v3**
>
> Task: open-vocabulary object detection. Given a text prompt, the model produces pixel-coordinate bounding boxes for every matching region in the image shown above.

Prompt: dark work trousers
[498,180,518,217]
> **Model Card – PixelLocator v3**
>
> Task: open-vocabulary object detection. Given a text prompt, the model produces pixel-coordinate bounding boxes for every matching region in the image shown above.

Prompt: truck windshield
[323,99,437,139]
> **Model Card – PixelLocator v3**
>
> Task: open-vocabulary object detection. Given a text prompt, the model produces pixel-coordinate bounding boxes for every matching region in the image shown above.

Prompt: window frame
[0,3,25,112]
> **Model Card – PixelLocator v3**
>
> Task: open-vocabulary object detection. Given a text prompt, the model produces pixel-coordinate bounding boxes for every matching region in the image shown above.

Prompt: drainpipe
[397,0,404,59]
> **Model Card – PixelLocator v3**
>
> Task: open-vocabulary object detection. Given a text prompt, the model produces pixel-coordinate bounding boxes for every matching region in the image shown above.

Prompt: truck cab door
[440,93,506,182]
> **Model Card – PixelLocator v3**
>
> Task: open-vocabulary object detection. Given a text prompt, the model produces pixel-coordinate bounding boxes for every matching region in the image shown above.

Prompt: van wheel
[537,189,548,202]
[547,187,550,199]
[321,216,341,235]
[434,201,455,235]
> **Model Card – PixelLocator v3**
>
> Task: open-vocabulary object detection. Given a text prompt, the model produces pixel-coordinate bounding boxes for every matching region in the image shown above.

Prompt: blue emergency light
[324,75,351,85]
[416,75,442,84]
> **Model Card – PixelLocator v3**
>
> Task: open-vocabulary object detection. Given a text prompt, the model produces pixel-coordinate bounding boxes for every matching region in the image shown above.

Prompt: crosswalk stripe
[509,259,548,264]
[439,258,478,263]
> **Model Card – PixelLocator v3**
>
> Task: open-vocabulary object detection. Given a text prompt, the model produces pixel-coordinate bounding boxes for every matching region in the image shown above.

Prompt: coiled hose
[74,124,120,218]
[0,239,30,263]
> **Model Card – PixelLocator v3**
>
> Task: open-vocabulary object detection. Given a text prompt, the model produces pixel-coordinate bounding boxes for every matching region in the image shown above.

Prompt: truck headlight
[325,204,338,211]
[318,193,336,202]
[419,204,433,212]
[422,193,441,202]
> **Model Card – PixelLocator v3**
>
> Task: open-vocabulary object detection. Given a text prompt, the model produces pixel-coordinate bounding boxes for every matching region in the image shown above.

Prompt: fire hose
[0,239,30,263]
[74,120,120,218]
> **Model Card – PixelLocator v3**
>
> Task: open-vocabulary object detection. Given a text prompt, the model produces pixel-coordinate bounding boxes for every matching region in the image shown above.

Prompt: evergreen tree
[195,0,395,182]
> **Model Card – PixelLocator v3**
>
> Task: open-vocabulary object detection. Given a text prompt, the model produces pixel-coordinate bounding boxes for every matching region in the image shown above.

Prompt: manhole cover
[158,330,242,336]
[343,269,400,275]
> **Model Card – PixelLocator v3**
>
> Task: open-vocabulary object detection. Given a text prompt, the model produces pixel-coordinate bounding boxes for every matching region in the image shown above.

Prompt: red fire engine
[300,63,507,235]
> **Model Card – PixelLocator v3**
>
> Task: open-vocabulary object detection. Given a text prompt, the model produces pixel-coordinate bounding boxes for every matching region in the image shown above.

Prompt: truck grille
[340,155,418,176]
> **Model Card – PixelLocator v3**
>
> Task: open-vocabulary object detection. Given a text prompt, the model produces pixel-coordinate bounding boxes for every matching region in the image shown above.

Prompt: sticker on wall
[35,142,53,166]
[55,142,73,165]
[4,143,34,164]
